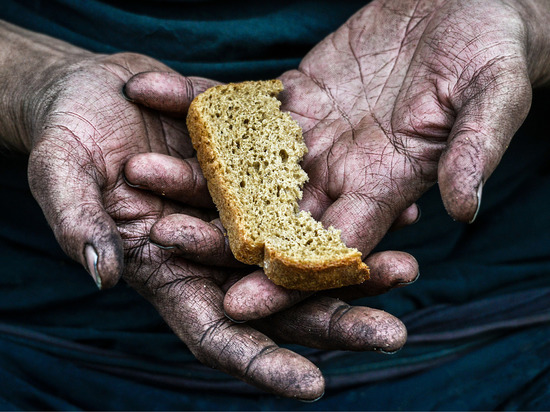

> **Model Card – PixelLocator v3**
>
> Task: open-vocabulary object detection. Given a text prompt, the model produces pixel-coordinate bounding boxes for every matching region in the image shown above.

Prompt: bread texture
[187,80,369,290]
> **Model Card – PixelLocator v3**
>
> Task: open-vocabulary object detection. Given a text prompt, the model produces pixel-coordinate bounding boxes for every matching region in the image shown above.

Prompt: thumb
[438,65,532,223]
[123,72,221,116]
[28,138,124,289]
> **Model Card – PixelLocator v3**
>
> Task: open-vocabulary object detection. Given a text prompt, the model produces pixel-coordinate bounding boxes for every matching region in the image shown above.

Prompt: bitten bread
[186,80,369,290]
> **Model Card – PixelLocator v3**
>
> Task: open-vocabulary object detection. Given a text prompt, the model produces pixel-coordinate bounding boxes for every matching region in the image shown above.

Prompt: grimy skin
[2,0,550,401]
[126,0,550,323]
[0,18,412,401]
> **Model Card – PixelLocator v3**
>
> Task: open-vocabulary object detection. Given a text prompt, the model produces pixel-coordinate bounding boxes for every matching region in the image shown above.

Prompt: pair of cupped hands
[19,0,549,401]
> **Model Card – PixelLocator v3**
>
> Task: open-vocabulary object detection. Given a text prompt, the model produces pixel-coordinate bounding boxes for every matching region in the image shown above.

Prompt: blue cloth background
[0,0,366,82]
[0,0,549,410]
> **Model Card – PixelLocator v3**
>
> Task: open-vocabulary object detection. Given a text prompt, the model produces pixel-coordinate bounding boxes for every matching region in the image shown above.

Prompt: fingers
[123,72,220,116]
[135,259,324,401]
[299,181,332,220]
[124,153,214,208]
[390,18,534,224]
[28,140,123,289]
[254,296,407,353]
[224,270,313,321]
[438,67,532,222]
[300,145,424,256]
[224,250,418,322]
[390,203,420,231]
[325,251,419,301]
[149,214,242,267]
[300,188,388,256]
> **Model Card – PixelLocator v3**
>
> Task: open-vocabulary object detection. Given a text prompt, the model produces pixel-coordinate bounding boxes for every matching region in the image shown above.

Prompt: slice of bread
[187,80,369,290]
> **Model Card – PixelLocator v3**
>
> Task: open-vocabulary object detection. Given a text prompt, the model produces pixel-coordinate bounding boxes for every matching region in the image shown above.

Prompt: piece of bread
[187,80,369,290]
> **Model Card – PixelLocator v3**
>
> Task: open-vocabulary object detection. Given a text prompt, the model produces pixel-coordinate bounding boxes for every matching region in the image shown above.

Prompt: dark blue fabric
[0,0,366,83]
[0,1,549,410]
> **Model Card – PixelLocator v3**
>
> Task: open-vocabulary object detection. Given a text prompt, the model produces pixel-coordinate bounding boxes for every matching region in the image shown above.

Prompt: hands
[121,4,550,397]
[1,22,413,400]
[127,0,550,324]
[116,72,417,399]
[7,0,549,399]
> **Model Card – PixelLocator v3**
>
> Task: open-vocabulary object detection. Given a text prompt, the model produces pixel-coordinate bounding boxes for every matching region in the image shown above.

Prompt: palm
[29,54,200,287]
[279,0,531,254]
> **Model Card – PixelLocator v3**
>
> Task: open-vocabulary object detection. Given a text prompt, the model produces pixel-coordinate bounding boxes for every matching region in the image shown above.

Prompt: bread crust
[187,80,370,290]
[187,90,264,264]
[264,245,369,291]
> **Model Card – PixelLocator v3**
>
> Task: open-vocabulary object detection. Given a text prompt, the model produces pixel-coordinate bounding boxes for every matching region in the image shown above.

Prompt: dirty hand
[135,0,550,320]
[2,21,409,400]
[229,0,550,317]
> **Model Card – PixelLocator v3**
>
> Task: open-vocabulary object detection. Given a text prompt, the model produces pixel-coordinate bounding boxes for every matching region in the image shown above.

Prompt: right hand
[224,0,550,318]
[122,0,550,325]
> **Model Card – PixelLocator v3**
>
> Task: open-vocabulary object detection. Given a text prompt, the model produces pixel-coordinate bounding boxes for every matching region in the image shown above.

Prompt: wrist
[0,20,94,152]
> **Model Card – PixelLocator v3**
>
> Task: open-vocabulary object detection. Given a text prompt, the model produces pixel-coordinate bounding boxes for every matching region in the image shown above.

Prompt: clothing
[0,0,365,83]
[0,1,549,410]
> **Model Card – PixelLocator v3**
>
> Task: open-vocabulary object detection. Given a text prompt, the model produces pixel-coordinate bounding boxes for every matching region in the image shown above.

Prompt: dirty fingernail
[84,244,102,289]
[223,310,247,324]
[469,182,483,224]
[412,205,421,225]
[122,172,142,189]
[298,391,325,403]
[373,347,402,355]
[395,271,420,287]
[121,83,135,102]
[149,240,176,251]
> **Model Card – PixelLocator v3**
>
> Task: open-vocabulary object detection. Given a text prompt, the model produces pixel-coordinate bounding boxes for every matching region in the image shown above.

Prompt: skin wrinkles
[50,0,550,398]
[50,125,110,185]
[149,215,238,266]
[370,6,423,108]
[341,309,399,350]
[204,0,542,321]
[243,345,281,377]
[251,297,407,353]
[327,304,354,342]
[162,120,187,158]
[0,17,436,398]
[284,13,437,252]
